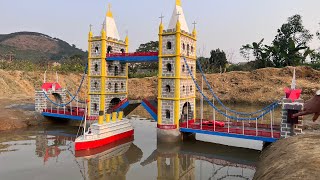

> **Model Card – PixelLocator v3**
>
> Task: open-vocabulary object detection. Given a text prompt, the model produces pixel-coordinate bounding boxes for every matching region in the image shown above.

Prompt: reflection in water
[78,137,143,180]
[0,119,258,180]
[141,142,257,180]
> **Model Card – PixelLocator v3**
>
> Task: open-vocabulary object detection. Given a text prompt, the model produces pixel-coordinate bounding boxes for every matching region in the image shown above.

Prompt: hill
[0,32,86,61]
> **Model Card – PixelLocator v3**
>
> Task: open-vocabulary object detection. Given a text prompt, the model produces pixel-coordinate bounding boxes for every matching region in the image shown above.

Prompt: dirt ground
[0,98,44,131]
[254,133,320,180]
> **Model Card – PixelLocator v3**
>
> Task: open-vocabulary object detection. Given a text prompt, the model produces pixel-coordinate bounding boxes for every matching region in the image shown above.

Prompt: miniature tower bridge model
[157,0,197,142]
[35,0,306,148]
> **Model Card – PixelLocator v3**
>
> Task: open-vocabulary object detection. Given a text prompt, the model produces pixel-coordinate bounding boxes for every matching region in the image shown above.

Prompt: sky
[1,0,320,62]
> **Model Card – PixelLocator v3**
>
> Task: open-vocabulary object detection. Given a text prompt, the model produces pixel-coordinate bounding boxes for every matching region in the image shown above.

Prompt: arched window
[182,65,185,72]
[190,85,193,92]
[95,47,99,54]
[166,85,171,93]
[166,41,172,49]
[108,83,112,89]
[121,83,124,89]
[107,46,112,54]
[108,64,112,71]
[94,64,98,72]
[191,46,194,53]
[121,63,125,72]
[120,49,125,53]
[183,85,185,92]
[183,43,185,50]
[166,110,170,119]
[187,44,190,56]
[94,103,98,111]
[114,66,119,76]
[191,66,193,72]
[94,82,98,88]
[115,83,118,92]
[166,63,172,72]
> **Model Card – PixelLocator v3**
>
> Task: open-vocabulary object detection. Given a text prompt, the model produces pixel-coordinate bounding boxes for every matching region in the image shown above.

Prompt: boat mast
[83,101,87,139]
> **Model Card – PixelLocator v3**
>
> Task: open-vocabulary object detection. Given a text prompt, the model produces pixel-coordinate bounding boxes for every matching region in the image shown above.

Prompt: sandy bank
[254,133,320,180]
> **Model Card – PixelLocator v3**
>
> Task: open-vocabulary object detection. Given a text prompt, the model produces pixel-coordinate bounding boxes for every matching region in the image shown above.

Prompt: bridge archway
[110,98,121,109]
[181,102,193,122]
[51,93,62,104]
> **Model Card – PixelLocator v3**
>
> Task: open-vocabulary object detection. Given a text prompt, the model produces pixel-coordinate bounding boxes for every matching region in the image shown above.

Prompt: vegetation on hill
[0,31,87,62]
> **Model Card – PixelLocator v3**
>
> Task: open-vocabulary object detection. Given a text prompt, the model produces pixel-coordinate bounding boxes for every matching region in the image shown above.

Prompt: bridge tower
[88,4,129,118]
[157,0,197,142]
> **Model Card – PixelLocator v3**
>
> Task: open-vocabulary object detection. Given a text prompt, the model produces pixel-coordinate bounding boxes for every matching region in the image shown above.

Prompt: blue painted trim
[180,128,278,143]
[141,101,158,121]
[114,101,130,112]
[42,112,84,121]
[107,56,158,62]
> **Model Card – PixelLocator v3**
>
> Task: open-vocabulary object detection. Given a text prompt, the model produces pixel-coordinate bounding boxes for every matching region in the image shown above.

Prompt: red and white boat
[75,107,134,151]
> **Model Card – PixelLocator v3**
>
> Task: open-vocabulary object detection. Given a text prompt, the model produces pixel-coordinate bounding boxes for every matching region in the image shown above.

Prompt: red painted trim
[42,108,98,121]
[75,136,134,157]
[107,52,158,57]
[111,98,128,112]
[75,129,134,151]
[157,124,177,129]
[142,99,157,114]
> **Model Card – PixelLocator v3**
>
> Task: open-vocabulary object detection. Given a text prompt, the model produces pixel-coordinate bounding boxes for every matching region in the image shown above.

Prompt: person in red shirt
[293,90,320,121]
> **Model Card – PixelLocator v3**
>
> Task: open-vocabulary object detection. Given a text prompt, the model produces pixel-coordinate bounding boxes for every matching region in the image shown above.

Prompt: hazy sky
[1,0,320,62]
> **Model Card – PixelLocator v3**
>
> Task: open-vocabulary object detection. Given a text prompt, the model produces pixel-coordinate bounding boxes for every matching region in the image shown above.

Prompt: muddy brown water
[0,103,311,180]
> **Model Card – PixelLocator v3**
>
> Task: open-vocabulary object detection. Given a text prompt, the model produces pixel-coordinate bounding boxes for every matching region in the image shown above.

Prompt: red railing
[43,108,98,121]
[111,98,128,112]
[107,52,158,57]
[142,99,157,114]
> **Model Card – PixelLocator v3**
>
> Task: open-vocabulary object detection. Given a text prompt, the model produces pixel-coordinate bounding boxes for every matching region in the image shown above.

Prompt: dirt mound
[254,133,320,180]
[0,66,319,104]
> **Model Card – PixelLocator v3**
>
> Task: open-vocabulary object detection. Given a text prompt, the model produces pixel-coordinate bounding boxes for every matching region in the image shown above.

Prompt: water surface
[0,118,259,180]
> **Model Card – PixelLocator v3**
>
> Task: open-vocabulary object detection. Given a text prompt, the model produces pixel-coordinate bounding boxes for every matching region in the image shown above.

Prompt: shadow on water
[0,119,258,180]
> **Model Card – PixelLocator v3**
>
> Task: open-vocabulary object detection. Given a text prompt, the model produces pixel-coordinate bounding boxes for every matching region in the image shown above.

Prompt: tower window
[108,64,112,71]
[121,83,124,89]
[166,63,172,72]
[190,85,193,92]
[182,65,185,72]
[114,66,119,76]
[183,43,185,50]
[94,103,98,111]
[120,49,125,53]
[187,44,190,56]
[191,46,194,53]
[191,66,193,72]
[94,82,98,88]
[95,47,99,54]
[166,110,170,119]
[107,46,112,54]
[166,41,172,49]
[108,83,112,89]
[183,86,185,92]
[166,85,171,93]
[115,83,118,92]
[94,64,98,72]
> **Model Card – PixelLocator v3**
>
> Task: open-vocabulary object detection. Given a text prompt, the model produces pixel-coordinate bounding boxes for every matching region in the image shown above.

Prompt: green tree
[240,14,313,68]
[136,41,159,52]
[197,49,228,73]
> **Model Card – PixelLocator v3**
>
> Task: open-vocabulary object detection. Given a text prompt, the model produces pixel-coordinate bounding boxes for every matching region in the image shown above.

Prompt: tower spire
[176,0,181,6]
[291,67,296,90]
[107,3,113,18]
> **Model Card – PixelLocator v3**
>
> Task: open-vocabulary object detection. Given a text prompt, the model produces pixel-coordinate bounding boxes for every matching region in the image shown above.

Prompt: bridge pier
[157,128,181,143]
[280,98,304,138]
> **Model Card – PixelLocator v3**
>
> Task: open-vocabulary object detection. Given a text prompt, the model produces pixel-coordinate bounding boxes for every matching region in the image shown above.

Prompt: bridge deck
[180,120,280,142]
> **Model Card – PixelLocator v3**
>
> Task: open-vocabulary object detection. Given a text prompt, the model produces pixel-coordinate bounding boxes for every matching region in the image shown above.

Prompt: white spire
[105,4,120,40]
[168,2,190,32]
[291,67,296,90]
